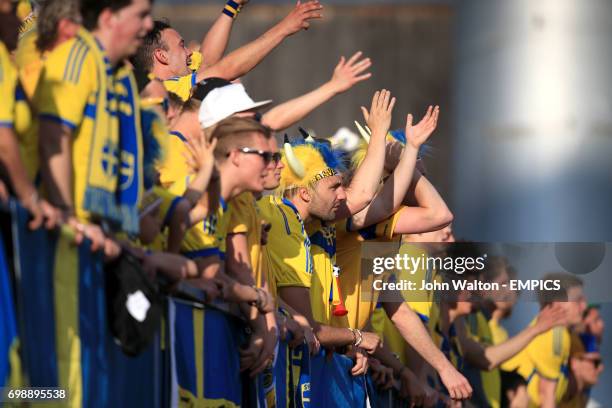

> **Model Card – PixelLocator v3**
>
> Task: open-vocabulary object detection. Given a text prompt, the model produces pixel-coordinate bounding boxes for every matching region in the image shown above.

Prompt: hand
[350,347,369,376]
[278,1,323,36]
[534,303,568,333]
[184,132,217,175]
[255,287,276,314]
[248,324,278,376]
[283,315,306,348]
[235,0,250,6]
[22,192,61,230]
[240,331,264,372]
[67,217,107,252]
[438,364,472,401]
[369,358,394,390]
[405,105,440,149]
[398,366,426,405]
[358,331,381,354]
[328,51,372,94]
[303,325,320,355]
[361,89,396,141]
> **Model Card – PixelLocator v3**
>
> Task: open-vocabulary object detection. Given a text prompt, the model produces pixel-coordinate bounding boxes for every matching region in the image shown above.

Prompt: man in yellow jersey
[503,273,587,408]
[35,0,154,246]
[132,1,323,101]
[0,1,57,229]
[457,257,567,408]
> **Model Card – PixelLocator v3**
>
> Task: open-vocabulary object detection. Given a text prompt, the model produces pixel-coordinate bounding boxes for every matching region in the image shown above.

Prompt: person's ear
[154,48,168,65]
[298,187,311,203]
[97,8,115,31]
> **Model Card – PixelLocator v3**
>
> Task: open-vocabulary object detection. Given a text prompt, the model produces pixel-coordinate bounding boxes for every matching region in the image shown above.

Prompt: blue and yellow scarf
[80,30,143,235]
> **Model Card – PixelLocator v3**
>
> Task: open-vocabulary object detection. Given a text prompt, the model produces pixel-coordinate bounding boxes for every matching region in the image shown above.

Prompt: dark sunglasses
[233,148,281,164]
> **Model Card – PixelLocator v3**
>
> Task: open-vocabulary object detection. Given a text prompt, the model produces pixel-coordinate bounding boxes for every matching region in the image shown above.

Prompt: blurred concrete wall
[154,3,455,200]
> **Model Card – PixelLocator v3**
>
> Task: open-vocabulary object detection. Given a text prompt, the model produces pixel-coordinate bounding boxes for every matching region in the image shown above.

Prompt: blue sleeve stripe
[39,114,77,130]
[191,73,197,87]
[15,84,27,101]
[182,248,220,260]
[417,312,430,323]
[62,42,79,80]
[163,197,185,227]
[533,368,560,382]
[0,121,14,128]
[72,49,90,83]
[67,43,86,83]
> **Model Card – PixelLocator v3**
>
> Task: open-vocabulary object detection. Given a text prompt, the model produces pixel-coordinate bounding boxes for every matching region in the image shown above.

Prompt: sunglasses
[233,148,281,164]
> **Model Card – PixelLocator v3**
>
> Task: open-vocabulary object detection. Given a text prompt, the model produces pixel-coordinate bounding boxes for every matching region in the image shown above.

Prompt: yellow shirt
[157,130,190,194]
[227,192,264,287]
[182,191,230,260]
[505,320,571,407]
[257,196,315,311]
[464,312,501,408]
[306,220,336,325]
[15,28,41,100]
[332,210,403,330]
[0,41,37,181]
[140,186,185,251]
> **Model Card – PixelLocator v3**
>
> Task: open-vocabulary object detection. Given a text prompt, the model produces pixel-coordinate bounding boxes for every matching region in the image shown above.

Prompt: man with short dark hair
[132,1,323,101]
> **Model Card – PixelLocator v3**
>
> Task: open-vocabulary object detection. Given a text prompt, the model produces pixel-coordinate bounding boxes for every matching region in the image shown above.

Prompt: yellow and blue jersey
[227,192,265,287]
[504,319,571,407]
[162,51,203,102]
[15,27,41,100]
[464,311,501,408]
[182,192,230,260]
[257,196,313,302]
[34,29,143,225]
[332,209,404,331]
[306,220,336,325]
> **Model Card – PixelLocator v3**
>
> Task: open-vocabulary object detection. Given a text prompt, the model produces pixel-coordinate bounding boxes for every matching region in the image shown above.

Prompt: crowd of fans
[0,0,605,406]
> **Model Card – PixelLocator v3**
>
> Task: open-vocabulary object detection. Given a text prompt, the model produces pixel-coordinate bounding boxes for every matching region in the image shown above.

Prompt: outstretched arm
[199,0,251,68]
[198,1,323,82]
[262,51,371,131]
[456,304,567,370]
[334,89,395,220]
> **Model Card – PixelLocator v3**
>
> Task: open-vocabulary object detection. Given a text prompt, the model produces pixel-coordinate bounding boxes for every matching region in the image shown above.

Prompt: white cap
[198,83,272,129]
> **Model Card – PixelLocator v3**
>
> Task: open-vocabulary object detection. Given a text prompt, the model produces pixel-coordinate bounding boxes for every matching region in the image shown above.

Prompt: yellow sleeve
[0,43,17,127]
[374,206,406,240]
[528,328,565,380]
[164,73,197,102]
[35,39,95,130]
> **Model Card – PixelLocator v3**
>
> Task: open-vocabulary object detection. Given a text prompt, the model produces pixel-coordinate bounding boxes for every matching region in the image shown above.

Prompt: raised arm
[262,51,371,131]
[198,0,323,82]
[334,89,394,220]
[349,106,440,230]
[199,0,250,68]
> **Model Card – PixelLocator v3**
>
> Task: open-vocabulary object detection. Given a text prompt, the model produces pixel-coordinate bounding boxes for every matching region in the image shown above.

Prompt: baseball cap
[196,78,272,129]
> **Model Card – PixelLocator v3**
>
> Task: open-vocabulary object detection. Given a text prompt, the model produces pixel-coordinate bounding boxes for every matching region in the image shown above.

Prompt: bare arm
[457,305,567,371]
[199,12,237,68]
[198,1,323,82]
[383,300,473,400]
[262,51,371,131]
[335,90,394,220]
[38,120,73,210]
[539,377,557,408]
[278,286,380,351]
